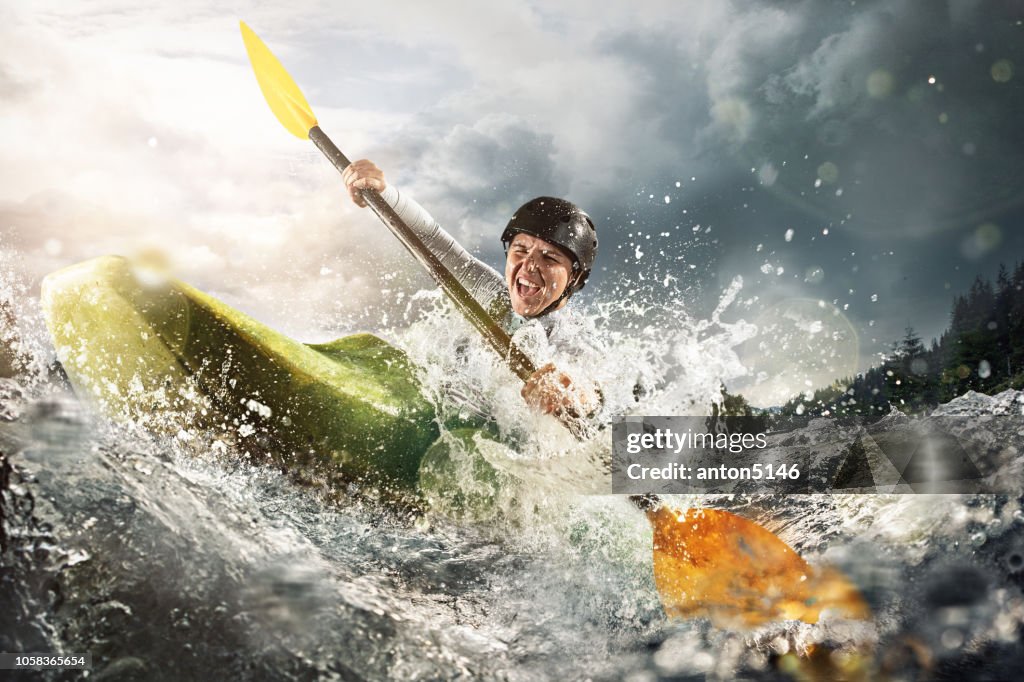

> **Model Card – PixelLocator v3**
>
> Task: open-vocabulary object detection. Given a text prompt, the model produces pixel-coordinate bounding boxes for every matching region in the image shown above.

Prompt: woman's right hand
[341,159,386,207]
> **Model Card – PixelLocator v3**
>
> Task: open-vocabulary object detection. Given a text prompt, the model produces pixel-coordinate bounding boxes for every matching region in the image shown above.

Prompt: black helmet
[500,196,598,296]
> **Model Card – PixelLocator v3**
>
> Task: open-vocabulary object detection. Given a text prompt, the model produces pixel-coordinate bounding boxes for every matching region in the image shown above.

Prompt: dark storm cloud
[736,0,1024,233]
[572,0,1024,361]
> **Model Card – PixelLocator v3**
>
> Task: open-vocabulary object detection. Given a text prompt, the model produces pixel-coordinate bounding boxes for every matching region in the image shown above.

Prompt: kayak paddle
[239,20,869,628]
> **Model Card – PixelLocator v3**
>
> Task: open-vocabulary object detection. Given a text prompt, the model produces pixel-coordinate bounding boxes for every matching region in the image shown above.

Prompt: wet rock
[932,389,1024,417]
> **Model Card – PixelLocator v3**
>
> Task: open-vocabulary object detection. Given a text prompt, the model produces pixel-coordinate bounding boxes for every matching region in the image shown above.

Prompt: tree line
[778,262,1024,418]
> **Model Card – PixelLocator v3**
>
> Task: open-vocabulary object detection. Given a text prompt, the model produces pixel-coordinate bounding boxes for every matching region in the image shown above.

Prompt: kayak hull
[41,256,439,488]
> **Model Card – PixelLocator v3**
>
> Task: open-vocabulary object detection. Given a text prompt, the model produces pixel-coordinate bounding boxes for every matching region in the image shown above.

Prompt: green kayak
[41,255,441,489]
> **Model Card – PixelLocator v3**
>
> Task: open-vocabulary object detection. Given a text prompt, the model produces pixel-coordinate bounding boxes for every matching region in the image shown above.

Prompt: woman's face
[504,232,575,317]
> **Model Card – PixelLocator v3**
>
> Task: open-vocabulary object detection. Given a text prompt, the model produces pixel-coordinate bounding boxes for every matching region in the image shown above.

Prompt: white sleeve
[380,184,509,317]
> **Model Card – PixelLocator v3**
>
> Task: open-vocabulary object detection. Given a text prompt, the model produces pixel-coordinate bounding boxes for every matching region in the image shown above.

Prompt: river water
[2,266,1023,681]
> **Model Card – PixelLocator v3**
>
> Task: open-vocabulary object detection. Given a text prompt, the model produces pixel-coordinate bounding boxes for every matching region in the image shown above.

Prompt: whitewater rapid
[2,256,1023,680]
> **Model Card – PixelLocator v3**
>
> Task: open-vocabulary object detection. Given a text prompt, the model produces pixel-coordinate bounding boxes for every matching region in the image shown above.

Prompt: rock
[932,390,1024,417]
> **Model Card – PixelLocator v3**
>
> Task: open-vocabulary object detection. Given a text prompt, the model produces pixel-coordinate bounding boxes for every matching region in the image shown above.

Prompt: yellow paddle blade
[240,21,318,139]
[648,507,870,628]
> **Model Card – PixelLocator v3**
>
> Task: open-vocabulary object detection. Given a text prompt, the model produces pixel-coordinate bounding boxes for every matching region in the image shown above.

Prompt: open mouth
[514,274,543,300]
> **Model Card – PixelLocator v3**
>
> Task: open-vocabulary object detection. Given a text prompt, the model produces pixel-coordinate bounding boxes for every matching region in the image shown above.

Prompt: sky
[2,0,1022,405]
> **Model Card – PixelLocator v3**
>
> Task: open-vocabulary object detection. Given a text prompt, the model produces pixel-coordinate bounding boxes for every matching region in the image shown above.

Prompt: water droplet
[866,69,894,98]
[941,628,964,649]
[759,163,779,187]
[817,161,839,184]
[992,59,1014,83]
[44,238,63,256]
[804,266,824,284]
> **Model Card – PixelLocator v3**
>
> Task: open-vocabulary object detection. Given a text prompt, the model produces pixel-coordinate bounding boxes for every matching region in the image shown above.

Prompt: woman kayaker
[341,159,602,421]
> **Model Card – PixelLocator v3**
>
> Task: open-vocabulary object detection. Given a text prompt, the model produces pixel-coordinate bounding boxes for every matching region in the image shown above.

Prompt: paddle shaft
[309,126,536,382]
